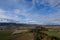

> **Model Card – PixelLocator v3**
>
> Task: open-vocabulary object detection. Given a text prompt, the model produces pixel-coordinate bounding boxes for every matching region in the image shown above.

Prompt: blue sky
[0,0,60,25]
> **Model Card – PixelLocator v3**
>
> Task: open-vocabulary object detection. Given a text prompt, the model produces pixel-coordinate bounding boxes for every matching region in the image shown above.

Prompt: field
[0,32,29,40]
[0,25,60,40]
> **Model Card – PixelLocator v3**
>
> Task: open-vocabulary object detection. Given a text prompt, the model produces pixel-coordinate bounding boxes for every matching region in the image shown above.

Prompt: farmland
[0,25,60,40]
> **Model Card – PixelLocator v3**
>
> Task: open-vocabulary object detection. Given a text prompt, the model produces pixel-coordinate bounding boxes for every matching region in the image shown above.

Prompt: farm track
[16,33,34,40]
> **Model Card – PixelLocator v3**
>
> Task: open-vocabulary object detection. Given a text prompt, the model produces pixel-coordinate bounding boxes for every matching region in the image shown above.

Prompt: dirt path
[16,33,34,40]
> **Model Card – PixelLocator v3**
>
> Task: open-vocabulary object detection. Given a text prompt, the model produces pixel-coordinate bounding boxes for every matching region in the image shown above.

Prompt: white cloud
[13,8,60,24]
[0,0,60,25]
[0,9,20,22]
[0,8,60,25]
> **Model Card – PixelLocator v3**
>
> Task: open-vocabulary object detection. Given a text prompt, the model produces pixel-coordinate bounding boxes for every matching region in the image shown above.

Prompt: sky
[0,0,60,25]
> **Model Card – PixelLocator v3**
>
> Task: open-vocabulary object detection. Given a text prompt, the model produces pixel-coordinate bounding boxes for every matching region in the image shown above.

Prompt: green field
[45,31,60,38]
[0,32,28,40]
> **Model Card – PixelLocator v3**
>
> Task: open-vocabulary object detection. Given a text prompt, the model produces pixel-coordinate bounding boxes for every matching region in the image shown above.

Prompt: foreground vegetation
[32,27,60,40]
[0,32,28,40]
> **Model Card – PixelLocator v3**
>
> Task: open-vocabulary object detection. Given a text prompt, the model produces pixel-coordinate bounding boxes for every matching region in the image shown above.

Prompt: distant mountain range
[0,18,20,26]
[0,18,19,23]
[0,18,60,26]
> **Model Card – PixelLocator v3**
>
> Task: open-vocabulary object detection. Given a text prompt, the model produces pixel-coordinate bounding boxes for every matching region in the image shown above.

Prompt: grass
[0,32,11,40]
[0,32,28,40]
[45,31,60,38]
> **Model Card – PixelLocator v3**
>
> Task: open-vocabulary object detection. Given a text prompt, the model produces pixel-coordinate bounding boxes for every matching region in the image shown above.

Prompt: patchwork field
[0,25,60,40]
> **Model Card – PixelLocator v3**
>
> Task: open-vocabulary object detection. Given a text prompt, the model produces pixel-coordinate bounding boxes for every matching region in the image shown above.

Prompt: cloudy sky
[0,0,60,25]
